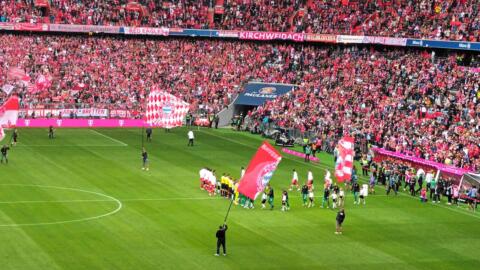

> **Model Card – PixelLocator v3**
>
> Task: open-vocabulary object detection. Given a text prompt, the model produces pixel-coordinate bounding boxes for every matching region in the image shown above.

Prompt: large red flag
[0,95,19,128]
[238,141,282,200]
[334,136,355,182]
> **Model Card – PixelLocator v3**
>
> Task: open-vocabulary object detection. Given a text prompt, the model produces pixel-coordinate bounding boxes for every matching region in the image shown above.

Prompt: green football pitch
[0,127,479,270]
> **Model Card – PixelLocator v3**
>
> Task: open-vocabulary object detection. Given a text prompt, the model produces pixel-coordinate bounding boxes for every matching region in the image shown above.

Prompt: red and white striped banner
[335,136,355,182]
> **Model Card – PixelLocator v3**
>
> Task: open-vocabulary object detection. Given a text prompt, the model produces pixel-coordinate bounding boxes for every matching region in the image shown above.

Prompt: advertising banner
[216,30,239,38]
[363,36,407,46]
[305,33,336,43]
[49,24,120,34]
[239,31,305,42]
[336,35,366,44]
[235,82,296,106]
[372,147,471,176]
[122,27,169,36]
[17,119,145,128]
[21,108,109,118]
[0,22,15,30]
[406,39,480,51]
[14,23,48,31]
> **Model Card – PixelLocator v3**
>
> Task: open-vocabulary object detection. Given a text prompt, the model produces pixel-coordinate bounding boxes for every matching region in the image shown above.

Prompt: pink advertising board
[17,119,146,128]
[282,148,319,163]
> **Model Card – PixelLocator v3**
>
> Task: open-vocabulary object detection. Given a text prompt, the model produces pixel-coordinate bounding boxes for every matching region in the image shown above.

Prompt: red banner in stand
[237,141,282,200]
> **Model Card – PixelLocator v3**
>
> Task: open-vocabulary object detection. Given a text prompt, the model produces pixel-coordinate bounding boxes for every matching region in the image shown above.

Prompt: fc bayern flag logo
[145,88,190,128]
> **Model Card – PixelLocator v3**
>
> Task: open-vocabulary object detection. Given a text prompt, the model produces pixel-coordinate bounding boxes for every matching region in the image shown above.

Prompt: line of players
[198,167,369,211]
[289,169,368,209]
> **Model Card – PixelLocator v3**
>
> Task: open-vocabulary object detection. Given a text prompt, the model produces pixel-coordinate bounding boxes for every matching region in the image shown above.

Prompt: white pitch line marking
[0,197,222,205]
[90,129,128,146]
[0,184,123,227]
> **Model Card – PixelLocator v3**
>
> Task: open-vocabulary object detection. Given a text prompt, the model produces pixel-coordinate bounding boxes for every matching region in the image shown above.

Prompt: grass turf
[0,127,479,270]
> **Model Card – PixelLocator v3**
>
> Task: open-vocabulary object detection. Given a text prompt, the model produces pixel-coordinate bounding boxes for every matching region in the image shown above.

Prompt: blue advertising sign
[168,28,217,37]
[407,39,480,51]
[235,82,296,106]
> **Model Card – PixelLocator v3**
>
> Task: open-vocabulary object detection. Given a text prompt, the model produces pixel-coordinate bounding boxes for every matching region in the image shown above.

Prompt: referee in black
[215,223,228,256]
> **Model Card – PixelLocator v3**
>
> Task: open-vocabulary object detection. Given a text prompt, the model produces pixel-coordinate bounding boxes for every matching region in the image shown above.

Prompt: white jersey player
[290,169,300,191]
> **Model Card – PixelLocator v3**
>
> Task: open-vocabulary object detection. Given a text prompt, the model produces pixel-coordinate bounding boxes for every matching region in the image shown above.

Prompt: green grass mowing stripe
[1,128,479,270]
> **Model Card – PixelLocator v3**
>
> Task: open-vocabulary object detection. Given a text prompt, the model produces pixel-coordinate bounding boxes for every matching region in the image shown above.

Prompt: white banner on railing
[21,108,109,118]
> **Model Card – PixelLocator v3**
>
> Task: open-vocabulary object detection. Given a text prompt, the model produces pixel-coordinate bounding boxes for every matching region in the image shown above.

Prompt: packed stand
[294,0,479,42]
[0,0,210,28]
[0,34,302,114]
[248,46,480,171]
[1,33,480,169]
[1,1,479,41]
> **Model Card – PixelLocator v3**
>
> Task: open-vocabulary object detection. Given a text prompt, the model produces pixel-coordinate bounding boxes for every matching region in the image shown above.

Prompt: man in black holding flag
[215,223,228,256]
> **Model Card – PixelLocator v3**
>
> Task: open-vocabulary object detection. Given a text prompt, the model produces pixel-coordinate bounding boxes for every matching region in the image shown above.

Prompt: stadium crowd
[247,46,480,171]
[0,0,478,41]
[1,32,479,171]
[0,34,277,114]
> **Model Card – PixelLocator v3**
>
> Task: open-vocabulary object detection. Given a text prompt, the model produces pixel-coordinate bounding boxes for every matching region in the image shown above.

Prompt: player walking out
[281,190,289,211]
[261,191,268,209]
[307,185,315,208]
[290,169,300,191]
[1,144,10,164]
[321,187,330,208]
[301,183,309,207]
[215,224,228,256]
[331,190,338,209]
[267,186,274,210]
[187,129,195,146]
[352,182,360,204]
[359,184,368,205]
[142,148,149,171]
[307,170,314,190]
[339,188,345,207]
